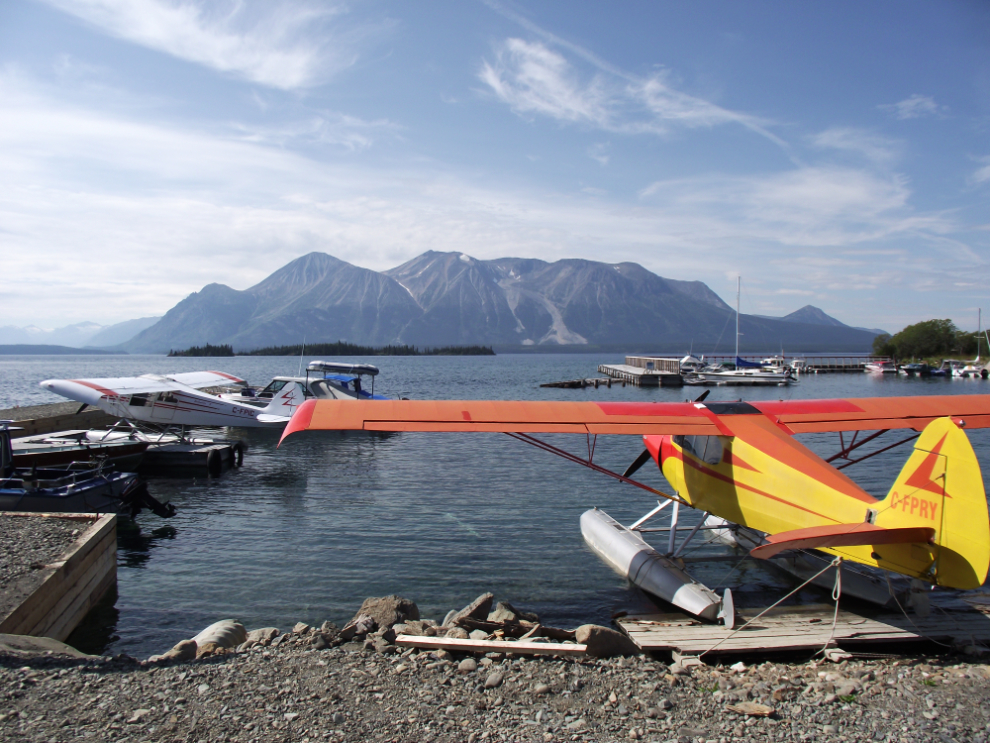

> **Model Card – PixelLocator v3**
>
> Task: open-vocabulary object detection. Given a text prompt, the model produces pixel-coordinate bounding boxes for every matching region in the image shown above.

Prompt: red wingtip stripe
[71,379,119,397]
[278,399,317,447]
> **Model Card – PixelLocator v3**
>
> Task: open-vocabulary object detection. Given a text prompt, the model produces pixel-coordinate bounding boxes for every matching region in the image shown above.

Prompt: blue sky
[1,0,988,333]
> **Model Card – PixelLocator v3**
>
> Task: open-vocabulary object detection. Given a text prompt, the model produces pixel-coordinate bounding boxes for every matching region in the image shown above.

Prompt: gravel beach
[3,623,990,743]
[0,514,86,619]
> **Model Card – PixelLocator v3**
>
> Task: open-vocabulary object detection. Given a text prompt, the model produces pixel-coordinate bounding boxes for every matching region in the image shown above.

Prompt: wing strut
[504,433,686,505]
[826,429,920,470]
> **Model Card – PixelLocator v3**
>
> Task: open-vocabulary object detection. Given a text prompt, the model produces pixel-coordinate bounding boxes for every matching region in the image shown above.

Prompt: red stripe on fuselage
[676,447,834,521]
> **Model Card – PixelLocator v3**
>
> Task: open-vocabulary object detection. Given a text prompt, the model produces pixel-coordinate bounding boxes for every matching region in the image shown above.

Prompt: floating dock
[617,594,990,658]
[0,512,116,642]
[599,356,684,387]
[0,402,117,437]
[141,441,243,477]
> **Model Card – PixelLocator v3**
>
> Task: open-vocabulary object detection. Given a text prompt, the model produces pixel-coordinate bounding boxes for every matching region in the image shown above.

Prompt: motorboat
[678,354,706,374]
[12,429,148,470]
[0,422,174,517]
[898,363,931,377]
[223,361,388,407]
[864,360,897,373]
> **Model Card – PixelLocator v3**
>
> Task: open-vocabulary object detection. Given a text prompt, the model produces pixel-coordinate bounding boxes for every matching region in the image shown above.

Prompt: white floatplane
[40,370,304,428]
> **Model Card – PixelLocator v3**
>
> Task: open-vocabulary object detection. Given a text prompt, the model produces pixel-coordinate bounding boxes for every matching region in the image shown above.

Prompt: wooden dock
[598,364,684,387]
[618,594,990,658]
[0,512,117,642]
[0,402,117,437]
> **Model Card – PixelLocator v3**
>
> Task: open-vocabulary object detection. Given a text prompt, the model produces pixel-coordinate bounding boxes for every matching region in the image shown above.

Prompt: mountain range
[0,317,159,348]
[111,251,880,353]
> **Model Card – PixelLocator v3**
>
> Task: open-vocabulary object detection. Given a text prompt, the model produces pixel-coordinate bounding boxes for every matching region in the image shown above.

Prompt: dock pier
[599,356,684,387]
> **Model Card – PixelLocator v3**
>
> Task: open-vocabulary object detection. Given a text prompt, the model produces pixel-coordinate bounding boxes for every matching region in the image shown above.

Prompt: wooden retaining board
[618,599,990,657]
[0,512,117,642]
[396,635,587,657]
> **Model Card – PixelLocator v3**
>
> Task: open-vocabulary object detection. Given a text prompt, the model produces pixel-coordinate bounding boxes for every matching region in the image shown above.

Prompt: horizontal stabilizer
[257,414,292,424]
[751,523,935,560]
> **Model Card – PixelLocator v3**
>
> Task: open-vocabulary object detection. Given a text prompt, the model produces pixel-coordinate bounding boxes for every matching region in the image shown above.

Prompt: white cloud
[971,156,990,185]
[587,142,609,166]
[479,38,782,147]
[39,0,373,89]
[809,127,900,165]
[879,94,944,120]
[0,70,975,329]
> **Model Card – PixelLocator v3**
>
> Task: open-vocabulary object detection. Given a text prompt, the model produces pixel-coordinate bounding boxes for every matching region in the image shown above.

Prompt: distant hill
[0,344,118,355]
[85,316,161,349]
[0,316,160,349]
[781,305,847,326]
[122,251,881,353]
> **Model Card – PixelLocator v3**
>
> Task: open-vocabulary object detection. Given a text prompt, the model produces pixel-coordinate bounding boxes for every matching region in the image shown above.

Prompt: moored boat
[1,422,174,517]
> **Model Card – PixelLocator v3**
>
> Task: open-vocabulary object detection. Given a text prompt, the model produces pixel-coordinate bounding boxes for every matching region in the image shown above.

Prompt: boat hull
[581,508,722,621]
[0,470,139,514]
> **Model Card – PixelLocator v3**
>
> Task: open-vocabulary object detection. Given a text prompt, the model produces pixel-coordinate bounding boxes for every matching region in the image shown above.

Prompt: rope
[816,560,843,657]
[699,556,843,660]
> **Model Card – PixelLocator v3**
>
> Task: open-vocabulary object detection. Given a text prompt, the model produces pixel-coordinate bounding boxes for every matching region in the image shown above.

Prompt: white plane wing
[162,371,247,389]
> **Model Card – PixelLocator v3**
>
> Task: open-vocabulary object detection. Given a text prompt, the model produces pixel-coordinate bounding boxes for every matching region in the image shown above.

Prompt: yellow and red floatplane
[280,393,990,627]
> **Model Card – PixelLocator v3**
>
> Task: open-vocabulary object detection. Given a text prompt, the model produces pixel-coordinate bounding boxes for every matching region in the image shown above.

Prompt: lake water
[2,353,989,657]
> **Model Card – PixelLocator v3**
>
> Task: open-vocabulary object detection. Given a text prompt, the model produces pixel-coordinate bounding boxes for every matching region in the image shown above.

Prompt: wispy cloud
[971,155,990,184]
[587,142,609,166]
[879,94,945,120]
[0,70,973,328]
[232,112,401,152]
[39,0,377,89]
[809,127,900,165]
[479,37,784,147]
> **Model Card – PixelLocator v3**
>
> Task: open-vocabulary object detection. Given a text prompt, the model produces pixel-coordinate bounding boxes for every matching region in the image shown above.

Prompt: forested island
[168,343,235,357]
[167,341,495,357]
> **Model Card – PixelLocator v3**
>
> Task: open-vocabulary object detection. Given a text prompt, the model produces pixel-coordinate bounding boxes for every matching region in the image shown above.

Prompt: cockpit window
[261,380,288,394]
[672,435,723,465]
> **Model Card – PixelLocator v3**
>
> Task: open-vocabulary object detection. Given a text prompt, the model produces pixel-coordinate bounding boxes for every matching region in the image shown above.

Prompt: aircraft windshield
[673,435,723,465]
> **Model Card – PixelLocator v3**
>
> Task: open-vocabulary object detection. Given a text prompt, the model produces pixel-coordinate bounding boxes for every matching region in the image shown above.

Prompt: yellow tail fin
[877,417,989,589]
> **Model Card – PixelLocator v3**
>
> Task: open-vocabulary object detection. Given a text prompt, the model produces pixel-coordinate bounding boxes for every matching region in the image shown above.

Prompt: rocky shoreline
[3,593,990,742]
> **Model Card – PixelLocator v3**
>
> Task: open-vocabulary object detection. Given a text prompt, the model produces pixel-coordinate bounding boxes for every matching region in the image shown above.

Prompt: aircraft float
[41,371,304,428]
[279,393,990,626]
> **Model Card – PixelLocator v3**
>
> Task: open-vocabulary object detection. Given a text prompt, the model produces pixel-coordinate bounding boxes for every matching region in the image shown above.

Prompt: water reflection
[116,522,178,569]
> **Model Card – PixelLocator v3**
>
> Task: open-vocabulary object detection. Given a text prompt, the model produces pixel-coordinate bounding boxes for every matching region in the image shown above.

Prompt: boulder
[487,601,539,624]
[195,642,224,659]
[244,627,280,646]
[339,614,378,641]
[395,620,437,637]
[192,620,247,649]
[574,625,640,658]
[0,633,95,659]
[292,622,310,635]
[449,592,495,624]
[348,595,419,629]
[148,639,197,663]
[444,626,470,639]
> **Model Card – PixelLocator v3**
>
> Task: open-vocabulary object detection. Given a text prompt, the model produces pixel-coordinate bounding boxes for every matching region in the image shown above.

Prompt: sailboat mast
[735,276,740,362]
[978,309,982,363]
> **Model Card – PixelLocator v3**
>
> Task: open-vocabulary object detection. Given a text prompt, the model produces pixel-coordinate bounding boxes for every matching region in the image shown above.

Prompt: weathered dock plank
[0,512,117,642]
[618,599,990,657]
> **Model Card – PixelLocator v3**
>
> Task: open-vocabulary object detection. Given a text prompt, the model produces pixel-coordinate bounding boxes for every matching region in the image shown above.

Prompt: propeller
[621,389,710,480]
[621,448,654,479]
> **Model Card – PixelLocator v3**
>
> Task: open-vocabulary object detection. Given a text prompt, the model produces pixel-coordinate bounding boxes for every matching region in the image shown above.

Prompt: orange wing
[280,394,990,443]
